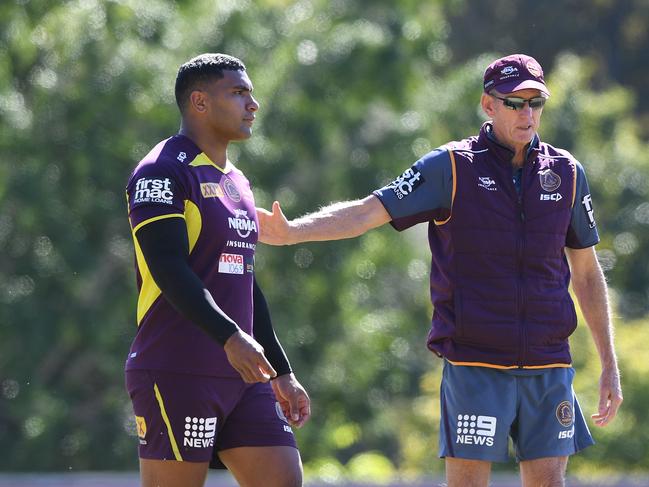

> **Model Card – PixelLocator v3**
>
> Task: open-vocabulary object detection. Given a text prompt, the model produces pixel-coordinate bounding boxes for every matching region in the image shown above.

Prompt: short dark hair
[174,53,246,113]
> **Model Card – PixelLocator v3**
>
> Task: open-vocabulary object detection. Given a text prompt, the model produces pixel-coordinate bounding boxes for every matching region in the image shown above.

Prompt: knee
[541,475,565,487]
[524,471,565,487]
[270,466,302,487]
[284,466,303,487]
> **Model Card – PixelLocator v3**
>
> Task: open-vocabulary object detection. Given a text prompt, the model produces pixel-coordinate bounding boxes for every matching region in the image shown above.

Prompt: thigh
[439,362,515,462]
[514,367,594,460]
[126,370,244,463]
[445,457,491,487]
[140,458,209,487]
[519,456,568,487]
[219,446,302,487]
[216,381,297,452]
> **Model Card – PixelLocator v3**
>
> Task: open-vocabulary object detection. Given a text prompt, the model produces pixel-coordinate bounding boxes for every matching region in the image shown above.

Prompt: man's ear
[189,90,208,114]
[481,92,496,118]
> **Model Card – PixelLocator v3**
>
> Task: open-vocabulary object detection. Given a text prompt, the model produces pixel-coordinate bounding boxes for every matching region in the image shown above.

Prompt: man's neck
[512,149,526,168]
[179,121,228,168]
[485,124,532,168]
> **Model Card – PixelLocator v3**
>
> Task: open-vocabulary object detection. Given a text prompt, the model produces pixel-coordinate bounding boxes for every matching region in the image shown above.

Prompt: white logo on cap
[501,66,518,75]
[526,60,542,77]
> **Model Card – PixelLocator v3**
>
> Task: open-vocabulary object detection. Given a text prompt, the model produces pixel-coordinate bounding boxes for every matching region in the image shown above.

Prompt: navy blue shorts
[439,361,594,462]
[126,370,297,465]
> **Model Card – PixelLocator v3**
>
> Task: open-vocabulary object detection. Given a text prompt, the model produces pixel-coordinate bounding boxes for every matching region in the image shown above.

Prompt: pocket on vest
[526,295,578,345]
[454,291,518,348]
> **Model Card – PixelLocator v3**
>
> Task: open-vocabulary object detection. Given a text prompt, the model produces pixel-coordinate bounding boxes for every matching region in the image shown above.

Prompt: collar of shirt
[480,122,540,167]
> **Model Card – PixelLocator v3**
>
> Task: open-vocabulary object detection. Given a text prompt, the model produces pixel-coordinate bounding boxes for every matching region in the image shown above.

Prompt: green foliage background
[1,0,648,480]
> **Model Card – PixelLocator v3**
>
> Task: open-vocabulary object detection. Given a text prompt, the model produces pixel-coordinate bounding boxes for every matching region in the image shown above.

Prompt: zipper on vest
[516,189,527,367]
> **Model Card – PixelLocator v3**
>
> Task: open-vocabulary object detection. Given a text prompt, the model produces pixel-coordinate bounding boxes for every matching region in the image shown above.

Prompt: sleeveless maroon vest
[427,124,578,367]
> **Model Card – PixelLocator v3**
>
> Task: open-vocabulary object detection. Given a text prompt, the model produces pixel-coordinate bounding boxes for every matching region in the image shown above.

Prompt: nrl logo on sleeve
[133,177,174,204]
[388,166,425,199]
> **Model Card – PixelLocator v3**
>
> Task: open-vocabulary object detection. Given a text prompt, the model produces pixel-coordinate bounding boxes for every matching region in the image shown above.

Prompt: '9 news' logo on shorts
[133,177,174,205]
[456,414,497,447]
[184,416,217,448]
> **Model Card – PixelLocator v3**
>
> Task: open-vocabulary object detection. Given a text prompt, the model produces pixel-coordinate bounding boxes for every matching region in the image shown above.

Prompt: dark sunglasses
[490,94,546,111]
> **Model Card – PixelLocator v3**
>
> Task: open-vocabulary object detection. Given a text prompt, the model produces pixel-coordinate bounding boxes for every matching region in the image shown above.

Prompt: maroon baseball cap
[483,54,550,96]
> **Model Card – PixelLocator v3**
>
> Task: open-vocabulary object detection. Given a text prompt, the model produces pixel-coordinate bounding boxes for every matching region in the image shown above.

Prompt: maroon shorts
[125,369,297,465]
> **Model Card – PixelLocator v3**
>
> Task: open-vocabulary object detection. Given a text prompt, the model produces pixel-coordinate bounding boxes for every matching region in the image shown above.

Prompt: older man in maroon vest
[258,54,622,487]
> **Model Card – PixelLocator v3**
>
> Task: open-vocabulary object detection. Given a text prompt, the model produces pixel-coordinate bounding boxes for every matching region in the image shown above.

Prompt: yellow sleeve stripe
[447,359,572,369]
[184,200,202,253]
[434,149,457,226]
[131,204,201,325]
[130,214,185,325]
[154,383,183,461]
[132,213,185,235]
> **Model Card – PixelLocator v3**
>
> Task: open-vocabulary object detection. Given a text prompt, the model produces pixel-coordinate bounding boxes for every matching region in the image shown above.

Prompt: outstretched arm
[565,246,623,426]
[257,195,391,245]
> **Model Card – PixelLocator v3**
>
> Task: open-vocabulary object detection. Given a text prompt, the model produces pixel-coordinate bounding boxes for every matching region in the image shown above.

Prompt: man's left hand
[271,373,311,428]
[591,366,623,427]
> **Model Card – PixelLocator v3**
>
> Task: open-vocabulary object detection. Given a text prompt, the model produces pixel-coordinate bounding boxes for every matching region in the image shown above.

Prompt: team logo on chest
[222,177,241,202]
[539,168,561,192]
[228,208,257,238]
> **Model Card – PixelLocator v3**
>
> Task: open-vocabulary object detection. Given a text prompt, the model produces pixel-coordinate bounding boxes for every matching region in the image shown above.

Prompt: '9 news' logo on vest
[134,177,174,205]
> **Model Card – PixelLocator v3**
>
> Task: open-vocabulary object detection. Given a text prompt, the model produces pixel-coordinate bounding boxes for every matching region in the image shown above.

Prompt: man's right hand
[224,330,277,383]
[257,201,292,245]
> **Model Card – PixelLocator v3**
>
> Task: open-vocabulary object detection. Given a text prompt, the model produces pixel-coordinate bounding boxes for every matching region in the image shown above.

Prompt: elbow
[150,270,176,295]
[147,259,185,296]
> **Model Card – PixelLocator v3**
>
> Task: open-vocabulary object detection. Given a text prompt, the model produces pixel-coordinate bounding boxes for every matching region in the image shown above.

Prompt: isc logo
[540,193,562,201]
[558,427,575,439]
